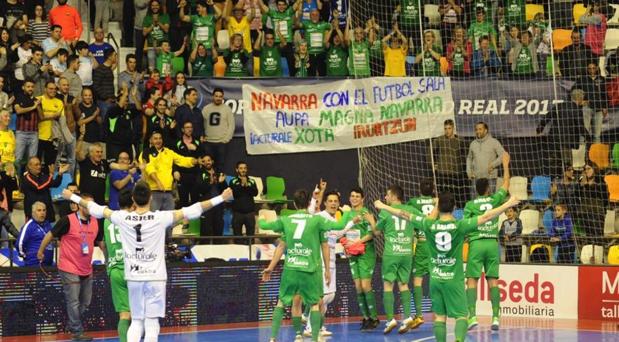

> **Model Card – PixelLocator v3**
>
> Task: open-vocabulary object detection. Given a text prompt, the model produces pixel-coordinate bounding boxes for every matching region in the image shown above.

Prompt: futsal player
[63,183,233,342]
[375,192,520,342]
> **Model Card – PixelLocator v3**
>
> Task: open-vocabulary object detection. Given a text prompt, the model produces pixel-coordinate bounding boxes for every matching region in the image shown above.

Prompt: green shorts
[348,249,376,280]
[465,239,500,279]
[109,268,130,313]
[279,268,323,306]
[413,240,430,277]
[430,279,467,319]
[382,255,412,284]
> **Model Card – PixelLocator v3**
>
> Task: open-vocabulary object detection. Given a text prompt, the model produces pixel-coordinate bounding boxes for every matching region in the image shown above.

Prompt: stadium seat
[171,56,185,75]
[214,56,226,77]
[191,244,250,261]
[217,29,230,50]
[573,3,587,25]
[605,28,619,51]
[526,4,544,22]
[463,242,469,263]
[589,143,610,169]
[542,209,554,231]
[530,244,551,263]
[604,210,616,235]
[572,144,586,170]
[552,29,573,51]
[509,176,528,200]
[580,244,604,264]
[608,245,619,265]
[50,173,73,202]
[530,176,552,202]
[249,176,264,201]
[520,209,540,235]
[612,143,619,168]
[604,175,619,202]
[424,4,441,26]
[187,219,201,235]
[265,176,287,203]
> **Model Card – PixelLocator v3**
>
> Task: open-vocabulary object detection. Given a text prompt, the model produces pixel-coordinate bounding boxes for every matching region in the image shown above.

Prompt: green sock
[357,292,369,318]
[401,290,412,318]
[365,290,378,319]
[433,321,447,342]
[466,288,477,317]
[413,285,423,318]
[271,306,285,339]
[383,291,394,320]
[490,286,501,318]
[304,305,311,317]
[455,319,468,341]
[292,316,302,335]
[117,318,130,342]
[310,310,321,342]
[320,314,324,330]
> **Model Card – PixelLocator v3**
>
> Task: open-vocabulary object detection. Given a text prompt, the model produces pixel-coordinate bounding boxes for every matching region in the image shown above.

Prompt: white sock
[127,319,144,342]
[144,317,160,342]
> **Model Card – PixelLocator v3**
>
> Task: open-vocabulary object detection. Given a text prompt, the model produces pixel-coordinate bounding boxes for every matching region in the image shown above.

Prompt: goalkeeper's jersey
[103,219,124,275]
[406,196,434,239]
[341,207,375,253]
[377,204,415,257]
[464,188,508,240]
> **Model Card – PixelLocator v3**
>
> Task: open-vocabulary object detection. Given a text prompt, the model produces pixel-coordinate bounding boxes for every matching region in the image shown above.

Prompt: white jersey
[318,210,342,294]
[111,210,175,282]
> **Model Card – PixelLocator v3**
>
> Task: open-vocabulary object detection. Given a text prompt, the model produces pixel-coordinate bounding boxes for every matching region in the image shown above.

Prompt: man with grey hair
[17,202,52,266]
[466,122,505,198]
[76,142,127,205]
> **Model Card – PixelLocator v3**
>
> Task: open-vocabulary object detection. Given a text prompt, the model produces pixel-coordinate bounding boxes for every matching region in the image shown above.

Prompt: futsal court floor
[3,315,618,341]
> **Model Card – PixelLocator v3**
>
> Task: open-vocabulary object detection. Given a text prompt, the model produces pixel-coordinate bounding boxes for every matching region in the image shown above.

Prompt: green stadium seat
[265,176,287,203]
[612,143,619,169]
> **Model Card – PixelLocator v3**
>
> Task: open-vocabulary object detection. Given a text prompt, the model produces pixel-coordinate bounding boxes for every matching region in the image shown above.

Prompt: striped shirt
[28,19,50,45]
[14,92,39,132]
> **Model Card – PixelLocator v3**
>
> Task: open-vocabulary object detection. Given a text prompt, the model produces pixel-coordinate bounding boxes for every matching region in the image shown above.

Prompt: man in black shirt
[105,86,141,162]
[75,143,108,205]
[76,88,103,159]
[559,31,595,79]
[92,48,117,121]
[196,154,226,239]
[174,88,203,140]
[146,98,176,149]
[574,62,608,143]
[21,156,70,222]
[13,79,41,172]
[229,161,258,243]
[174,121,203,209]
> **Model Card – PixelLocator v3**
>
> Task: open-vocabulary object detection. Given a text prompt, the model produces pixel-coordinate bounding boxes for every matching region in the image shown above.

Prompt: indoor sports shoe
[360,318,368,330]
[369,318,380,330]
[301,313,308,324]
[398,317,413,334]
[268,339,276,342]
[468,316,478,330]
[410,316,424,329]
[383,319,398,334]
[320,326,333,336]
[491,317,500,331]
[303,327,312,337]
[294,334,303,342]
[71,333,93,341]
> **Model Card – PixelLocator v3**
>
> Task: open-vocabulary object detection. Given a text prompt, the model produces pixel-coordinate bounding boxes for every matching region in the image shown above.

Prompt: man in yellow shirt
[0,110,15,170]
[37,81,63,168]
[224,0,255,53]
[382,25,409,77]
[138,131,197,211]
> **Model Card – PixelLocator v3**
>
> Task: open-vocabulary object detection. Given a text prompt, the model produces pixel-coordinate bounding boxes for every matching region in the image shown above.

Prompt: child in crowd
[549,203,575,264]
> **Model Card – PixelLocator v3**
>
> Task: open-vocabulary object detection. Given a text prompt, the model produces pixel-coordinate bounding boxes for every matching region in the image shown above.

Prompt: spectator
[295,0,321,24]
[37,80,64,167]
[579,2,607,57]
[0,32,12,90]
[467,7,496,51]
[62,55,82,99]
[577,163,608,237]
[21,157,70,222]
[446,26,472,77]
[75,141,125,206]
[0,76,13,111]
[0,109,17,221]
[14,34,33,83]
[574,62,608,144]
[138,131,197,211]
[346,22,372,78]
[472,35,501,77]
[194,167,225,239]
[238,0,263,45]
[606,46,619,76]
[202,88,234,172]
[108,152,140,210]
[549,203,575,264]
[94,0,111,33]
[324,18,348,77]
[229,161,258,240]
[27,5,50,46]
[502,25,519,60]
[144,69,173,96]
[168,72,190,108]
[134,0,150,71]
[75,41,97,87]
[293,40,310,77]
[531,15,552,75]
[259,0,298,76]
[105,86,142,162]
[156,40,187,78]
[508,30,539,77]
[118,54,145,107]
[76,88,103,155]
[552,165,577,213]
[1,0,28,32]
[253,29,285,77]
[92,48,117,120]
[89,28,113,65]
[499,207,522,263]
[179,0,222,51]
[502,0,525,28]
[416,30,444,76]
[42,25,68,62]
[466,121,505,198]
[559,31,595,79]
[300,10,331,76]
[224,0,256,54]
[56,77,78,175]
[174,121,203,209]
[14,79,40,170]
[439,0,463,50]
[222,34,252,77]
[17,201,52,266]
[55,182,79,217]
[145,97,177,149]
[143,0,170,71]
[394,0,421,52]
[23,46,50,97]
[382,25,408,77]
[37,193,102,342]
[432,119,467,206]
[175,88,204,141]
[189,42,217,77]
[48,0,83,44]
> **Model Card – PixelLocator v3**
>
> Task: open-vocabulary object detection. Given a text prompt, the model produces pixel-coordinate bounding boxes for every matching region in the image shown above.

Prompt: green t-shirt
[223,49,250,77]
[295,54,309,77]
[103,219,124,275]
[467,21,496,50]
[266,8,295,43]
[303,21,331,54]
[504,0,525,26]
[349,39,371,77]
[452,46,466,72]
[191,14,216,48]
[514,46,534,74]
[464,188,508,240]
[377,204,415,257]
[192,55,214,77]
[369,36,383,60]
[156,51,178,77]
[143,14,170,46]
[415,215,478,282]
[420,51,441,76]
[400,0,421,26]
[326,46,349,76]
[341,207,375,254]
[259,46,283,77]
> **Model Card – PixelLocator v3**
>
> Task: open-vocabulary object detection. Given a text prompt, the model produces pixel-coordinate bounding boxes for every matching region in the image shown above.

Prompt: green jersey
[191,14,216,48]
[514,46,534,74]
[420,50,441,76]
[191,55,214,77]
[303,21,331,54]
[414,215,478,282]
[103,219,124,275]
[156,51,175,77]
[143,14,170,46]
[406,196,434,239]
[295,54,309,77]
[326,46,348,76]
[400,0,421,26]
[452,46,466,72]
[464,188,508,240]
[341,207,375,254]
[377,204,415,257]
[504,0,525,26]
[259,46,283,77]
[349,39,371,77]
[223,49,250,77]
[266,8,295,43]
[467,21,496,50]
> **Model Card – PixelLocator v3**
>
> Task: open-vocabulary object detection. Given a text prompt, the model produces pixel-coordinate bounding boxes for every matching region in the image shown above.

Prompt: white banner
[242,77,454,155]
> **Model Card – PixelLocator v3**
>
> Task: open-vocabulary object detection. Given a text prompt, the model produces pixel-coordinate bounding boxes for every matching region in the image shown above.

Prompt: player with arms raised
[63,182,232,342]
[375,192,520,342]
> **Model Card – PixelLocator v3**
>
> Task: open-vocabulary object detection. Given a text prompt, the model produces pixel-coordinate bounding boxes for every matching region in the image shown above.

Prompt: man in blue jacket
[18,201,54,266]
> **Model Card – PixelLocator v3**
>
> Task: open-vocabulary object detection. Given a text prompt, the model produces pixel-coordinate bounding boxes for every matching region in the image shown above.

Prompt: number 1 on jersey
[134,224,143,242]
